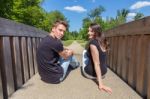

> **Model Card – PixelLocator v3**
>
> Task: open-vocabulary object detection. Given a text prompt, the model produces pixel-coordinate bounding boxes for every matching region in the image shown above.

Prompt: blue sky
[41,0,150,31]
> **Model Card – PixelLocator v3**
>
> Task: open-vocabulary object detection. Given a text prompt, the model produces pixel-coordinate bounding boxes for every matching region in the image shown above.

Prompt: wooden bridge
[0,17,149,99]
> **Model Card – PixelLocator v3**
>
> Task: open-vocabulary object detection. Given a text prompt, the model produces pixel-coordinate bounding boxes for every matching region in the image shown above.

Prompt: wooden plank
[105,16,150,37]
[120,36,128,81]
[116,36,123,76]
[107,37,111,68]
[27,37,34,77]
[0,17,48,37]
[1,37,15,97]
[112,37,116,71]
[21,37,29,83]
[113,37,118,72]
[147,35,150,99]
[127,36,136,88]
[0,66,4,99]
[12,37,23,89]
[109,37,113,69]
[0,37,4,99]
[0,39,3,99]
[36,38,40,49]
[32,38,38,73]
[135,35,147,97]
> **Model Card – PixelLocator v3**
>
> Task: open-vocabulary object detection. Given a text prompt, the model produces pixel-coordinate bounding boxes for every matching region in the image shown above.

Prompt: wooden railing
[0,18,48,99]
[105,16,150,99]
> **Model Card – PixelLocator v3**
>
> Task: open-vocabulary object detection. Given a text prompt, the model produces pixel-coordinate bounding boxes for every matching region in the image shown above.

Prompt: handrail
[0,17,47,37]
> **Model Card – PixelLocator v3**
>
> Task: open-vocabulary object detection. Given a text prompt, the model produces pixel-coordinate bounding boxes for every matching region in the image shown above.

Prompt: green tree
[0,0,13,18]
[88,6,105,21]
[79,17,92,40]
[79,6,106,40]
[134,12,144,20]
[11,0,45,27]
[116,9,129,24]
[41,10,68,32]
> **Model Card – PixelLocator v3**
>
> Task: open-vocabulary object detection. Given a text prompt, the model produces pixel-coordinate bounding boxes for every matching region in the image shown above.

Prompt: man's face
[52,24,66,39]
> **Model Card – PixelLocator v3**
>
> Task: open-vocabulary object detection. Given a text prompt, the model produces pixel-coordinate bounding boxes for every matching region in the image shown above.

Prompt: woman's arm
[90,44,112,94]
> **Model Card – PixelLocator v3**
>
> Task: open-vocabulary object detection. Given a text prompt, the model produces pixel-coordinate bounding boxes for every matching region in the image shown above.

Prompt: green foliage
[134,13,144,20]
[0,0,13,18]
[88,5,105,21]
[78,7,131,40]
[0,0,68,34]
[78,5,106,40]
[116,9,129,24]
[41,10,68,32]
[63,30,80,40]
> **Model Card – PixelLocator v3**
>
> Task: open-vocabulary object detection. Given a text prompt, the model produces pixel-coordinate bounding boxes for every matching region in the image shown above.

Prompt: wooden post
[1,37,15,97]
[11,37,23,89]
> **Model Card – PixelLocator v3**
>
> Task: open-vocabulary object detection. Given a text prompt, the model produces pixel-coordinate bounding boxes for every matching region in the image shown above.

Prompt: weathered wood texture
[105,16,150,99]
[0,18,48,99]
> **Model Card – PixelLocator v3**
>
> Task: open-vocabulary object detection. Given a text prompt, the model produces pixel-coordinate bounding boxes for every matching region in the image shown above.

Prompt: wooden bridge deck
[9,42,142,99]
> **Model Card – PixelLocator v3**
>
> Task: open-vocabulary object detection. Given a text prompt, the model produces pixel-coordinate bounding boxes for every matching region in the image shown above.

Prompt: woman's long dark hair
[89,23,109,51]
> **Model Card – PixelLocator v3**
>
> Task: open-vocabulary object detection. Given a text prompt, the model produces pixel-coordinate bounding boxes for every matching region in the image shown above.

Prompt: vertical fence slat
[32,38,38,73]
[36,38,40,49]
[147,36,150,99]
[136,35,147,97]
[27,37,34,77]
[112,37,116,71]
[144,35,150,99]
[1,37,15,97]
[120,36,128,81]
[111,37,114,69]
[107,38,110,67]
[12,37,23,89]
[21,37,29,83]
[0,37,4,99]
[117,36,122,76]
[0,67,4,99]
[109,37,113,69]
[127,36,136,88]
[113,37,118,72]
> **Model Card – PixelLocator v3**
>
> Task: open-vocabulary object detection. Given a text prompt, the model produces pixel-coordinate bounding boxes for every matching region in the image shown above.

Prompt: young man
[36,20,79,84]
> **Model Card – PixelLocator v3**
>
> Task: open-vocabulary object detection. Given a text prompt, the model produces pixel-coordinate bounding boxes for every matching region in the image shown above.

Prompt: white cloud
[127,13,137,22]
[127,12,136,17]
[130,1,150,10]
[64,5,87,13]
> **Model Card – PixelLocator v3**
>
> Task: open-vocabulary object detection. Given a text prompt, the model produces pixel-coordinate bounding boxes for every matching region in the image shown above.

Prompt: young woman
[82,23,112,94]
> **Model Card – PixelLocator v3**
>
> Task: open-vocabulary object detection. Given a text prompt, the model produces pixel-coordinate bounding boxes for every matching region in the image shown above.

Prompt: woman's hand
[98,84,112,94]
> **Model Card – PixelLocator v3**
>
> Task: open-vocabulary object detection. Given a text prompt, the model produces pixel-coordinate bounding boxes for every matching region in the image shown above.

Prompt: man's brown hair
[52,20,68,28]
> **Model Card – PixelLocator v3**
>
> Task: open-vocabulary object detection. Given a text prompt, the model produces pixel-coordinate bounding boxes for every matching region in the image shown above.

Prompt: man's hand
[59,49,74,59]
[65,49,74,56]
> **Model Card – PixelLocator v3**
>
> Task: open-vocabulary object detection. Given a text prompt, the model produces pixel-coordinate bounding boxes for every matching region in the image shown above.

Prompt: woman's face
[88,27,95,39]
